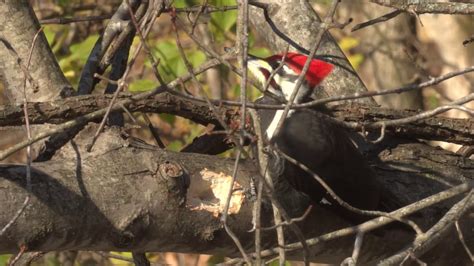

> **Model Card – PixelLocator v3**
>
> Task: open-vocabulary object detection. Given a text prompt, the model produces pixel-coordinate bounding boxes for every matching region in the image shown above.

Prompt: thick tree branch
[0,0,71,103]
[0,93,472,145]
[0,127,472,264]
[370,0,474,15]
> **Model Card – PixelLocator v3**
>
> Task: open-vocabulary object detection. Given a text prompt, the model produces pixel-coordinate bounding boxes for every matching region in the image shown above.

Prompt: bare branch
[370,0,474,15]
[227,183,472,264]
[455,221,474,263]
[378,191,473,265]
[351,10,402,32]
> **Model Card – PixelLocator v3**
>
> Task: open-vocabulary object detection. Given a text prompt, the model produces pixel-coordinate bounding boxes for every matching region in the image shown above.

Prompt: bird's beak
[248,54,267,64]
[247,54,259,61]
[247,54,270,71]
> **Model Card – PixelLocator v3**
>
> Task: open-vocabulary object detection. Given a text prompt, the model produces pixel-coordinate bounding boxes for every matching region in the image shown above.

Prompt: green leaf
[128,79,155,92]
[153,40,182,81]
[173,0,200,8]
[427,94,440,109]
[209,0,237,39]
[109,252,133,265]
[57,0,69,8]
[68,35,100,64]
[339,37,364,70]
[339,36,359,51]
[187,50,206,68]
[0,254,11,265]
[43,27,56,46]
[207,254,225,265]
[231,84,240,99]
[59,34,99,71]
[347,53,364,70]
[153,40,207,82]
[267,259,292,266]
[159,113,176,124]
[249,47,272,58]
[167,140,184,152]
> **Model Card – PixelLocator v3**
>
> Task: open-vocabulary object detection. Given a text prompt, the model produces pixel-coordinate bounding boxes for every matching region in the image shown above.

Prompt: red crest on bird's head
[266,52,333,88]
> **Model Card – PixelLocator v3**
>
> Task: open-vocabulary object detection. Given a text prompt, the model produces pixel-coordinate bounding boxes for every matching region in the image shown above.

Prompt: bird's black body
[257,96,383,224]
[248,53,401,225]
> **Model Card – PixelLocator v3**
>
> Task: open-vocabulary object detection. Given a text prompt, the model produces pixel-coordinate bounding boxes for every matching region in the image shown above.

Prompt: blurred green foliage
[147,39,206,84]
[268,260,292,266]
[0,254,10,265]
[59,35,100,84]
[44,26,99,86]
[339,36,364,70]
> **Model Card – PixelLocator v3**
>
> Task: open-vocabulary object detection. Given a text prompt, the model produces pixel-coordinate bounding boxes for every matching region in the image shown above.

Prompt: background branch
[370,0,474,15]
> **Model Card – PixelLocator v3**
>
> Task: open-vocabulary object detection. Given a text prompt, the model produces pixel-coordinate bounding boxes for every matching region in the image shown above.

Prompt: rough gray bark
[0,93,472,145]
[344,2,423,109]
[371,0,474,15]
[0,126,472,265]
[0,0,71,103]
[0,0,72,162]
[249,0,375,105]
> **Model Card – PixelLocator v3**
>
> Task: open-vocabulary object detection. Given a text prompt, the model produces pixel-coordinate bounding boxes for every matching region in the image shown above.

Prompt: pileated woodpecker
[248,52,387,223]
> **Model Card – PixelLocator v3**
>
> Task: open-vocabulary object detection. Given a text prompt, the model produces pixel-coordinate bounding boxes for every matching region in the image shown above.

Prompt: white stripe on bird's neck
[266,109,294,139]
[266,65,306,139]
[248,59,307,139]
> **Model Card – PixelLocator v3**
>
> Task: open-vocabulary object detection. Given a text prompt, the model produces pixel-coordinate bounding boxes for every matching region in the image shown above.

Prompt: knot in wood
[159,160,184,179]
[158,160,189,207]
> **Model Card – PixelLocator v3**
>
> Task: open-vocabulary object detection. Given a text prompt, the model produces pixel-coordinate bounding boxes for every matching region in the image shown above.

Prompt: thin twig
[378,190,473,265]
[0,55,228,161]
[253,175,264,265]
[39,15,111,24]
[364,93,474,129]
[96,252,135,263]
[370,0,474,15]
[226,183,472,264]
[134,65,474,112]
[238,0,250,146]
[298,66,474,109]
[275,145,423,235]
[272,0,342,139]
[351,10,402,32]
[251,205,313,231]
[370,122,386,143]
[221,150,252,264]
[249,110,310,265]
[190,0,208,34]
[142,114,166,149]
[87,0,157,152]
[38,5,237,25]
[8,245,27,266]
[127,0,167,148]
[0,27,42,237]
[171,8,251,263]
[171,13,242,149]
[341,232,364,266]
[455,220,474,263]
